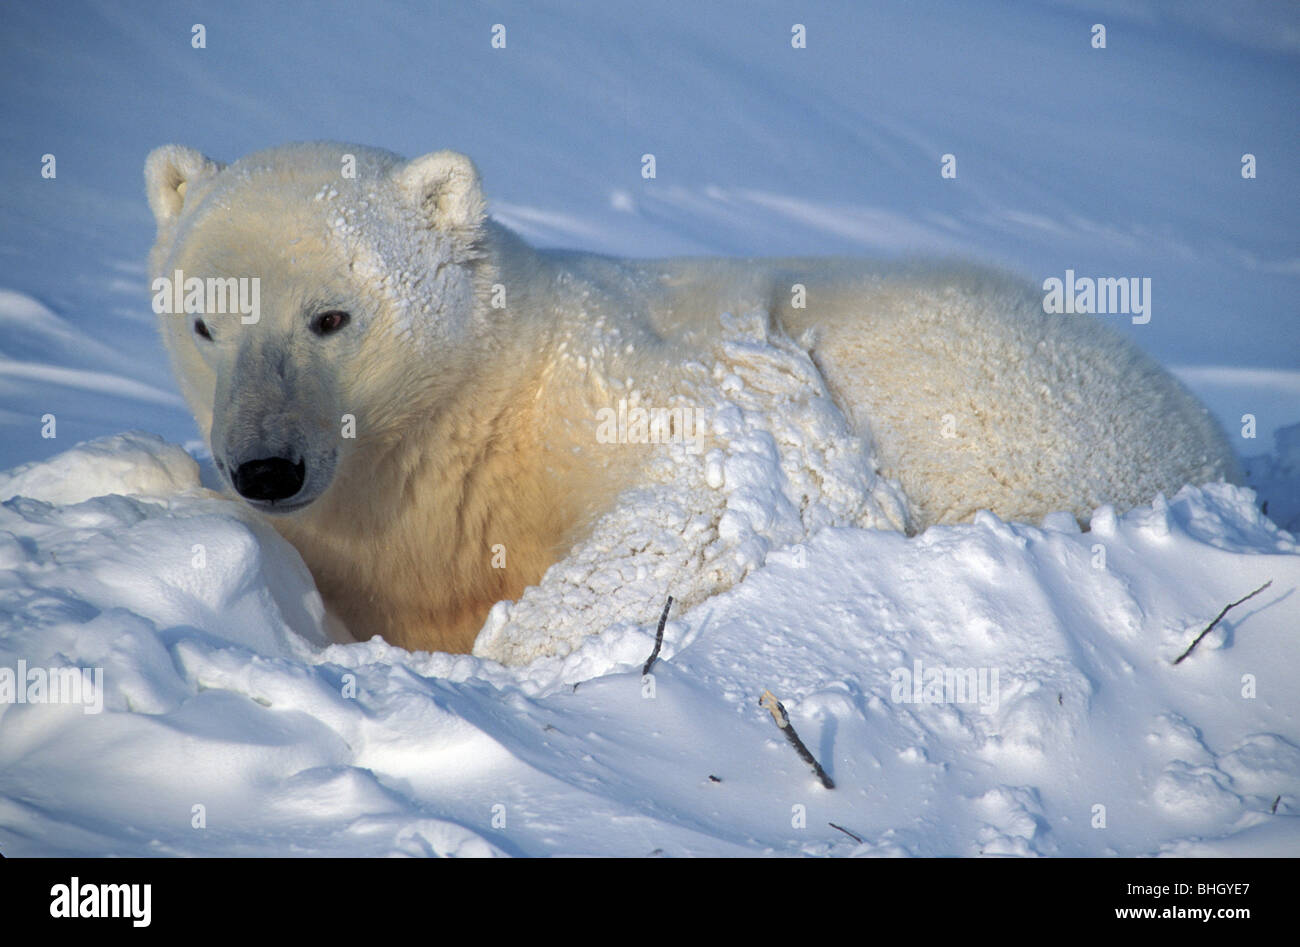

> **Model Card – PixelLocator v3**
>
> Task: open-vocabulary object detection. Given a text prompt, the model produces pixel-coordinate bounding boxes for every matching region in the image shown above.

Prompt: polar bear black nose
[233,457,306,502]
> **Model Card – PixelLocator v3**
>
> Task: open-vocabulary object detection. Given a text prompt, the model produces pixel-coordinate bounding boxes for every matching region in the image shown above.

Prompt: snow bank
[1,433,1296,856]
[0,431,198,506]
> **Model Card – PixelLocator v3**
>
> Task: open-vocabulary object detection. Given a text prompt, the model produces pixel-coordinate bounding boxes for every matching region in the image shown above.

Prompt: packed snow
[2,430,1297,856]
[1,0,1297,856]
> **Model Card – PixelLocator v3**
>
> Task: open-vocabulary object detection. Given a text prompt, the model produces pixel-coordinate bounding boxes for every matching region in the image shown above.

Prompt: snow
[2,435,1296,856]
[0,0,1297,856]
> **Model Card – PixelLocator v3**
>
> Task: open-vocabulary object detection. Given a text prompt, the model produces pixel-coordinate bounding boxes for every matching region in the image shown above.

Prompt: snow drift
[1,431,1296,856]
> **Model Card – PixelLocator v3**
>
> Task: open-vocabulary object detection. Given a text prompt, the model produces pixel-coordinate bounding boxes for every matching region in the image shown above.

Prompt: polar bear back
[774,262,1237,526]
[598,256,1238,529]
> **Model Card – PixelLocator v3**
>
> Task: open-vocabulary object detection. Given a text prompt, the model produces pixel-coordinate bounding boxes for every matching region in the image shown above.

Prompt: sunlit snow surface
[0,1,1297,856]
[1,433,1297,856]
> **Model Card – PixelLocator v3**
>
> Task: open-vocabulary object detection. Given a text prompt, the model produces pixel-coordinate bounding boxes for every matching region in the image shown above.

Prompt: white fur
[145,141,1240,659]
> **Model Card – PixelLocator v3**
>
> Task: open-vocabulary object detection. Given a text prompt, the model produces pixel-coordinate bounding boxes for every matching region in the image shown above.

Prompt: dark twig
[759,689,835,789]
[1272,795,1281,815]
[642,595,673,676]
[829,822,862,843]
[1173,580,1272,665]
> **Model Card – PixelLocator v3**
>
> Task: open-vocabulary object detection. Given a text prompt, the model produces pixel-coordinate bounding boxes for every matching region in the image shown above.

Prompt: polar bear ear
[393,150,485,230]
[144,144,225,228]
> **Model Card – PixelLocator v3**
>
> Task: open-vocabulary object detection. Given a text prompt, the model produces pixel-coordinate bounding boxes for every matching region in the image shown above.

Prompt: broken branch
[642,595,673,676]
[759,689,834,789]
[1174,580,1272,665]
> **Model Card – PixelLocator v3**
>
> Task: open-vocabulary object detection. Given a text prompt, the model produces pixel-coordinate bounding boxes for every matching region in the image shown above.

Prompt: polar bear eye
[310,310,351,336]
[194,319,212,340]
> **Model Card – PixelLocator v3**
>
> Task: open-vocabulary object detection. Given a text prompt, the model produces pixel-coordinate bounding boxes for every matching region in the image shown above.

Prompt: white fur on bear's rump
[144,141,1239,664]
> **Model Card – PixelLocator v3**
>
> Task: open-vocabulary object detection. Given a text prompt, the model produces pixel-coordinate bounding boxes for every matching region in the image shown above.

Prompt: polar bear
[144,142,1239,657]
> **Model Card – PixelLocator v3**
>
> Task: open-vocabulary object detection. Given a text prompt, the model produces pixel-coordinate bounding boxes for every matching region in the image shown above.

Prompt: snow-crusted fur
[144,141,1240,661]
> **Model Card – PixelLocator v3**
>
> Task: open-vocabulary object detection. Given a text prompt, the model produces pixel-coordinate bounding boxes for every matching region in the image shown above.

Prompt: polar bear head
[144,142,495,514]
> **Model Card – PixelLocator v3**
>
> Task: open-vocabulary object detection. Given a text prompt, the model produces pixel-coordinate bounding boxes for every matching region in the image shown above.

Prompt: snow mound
[0,431,199,506]
[2,429,1297,856]
[0,435,331,662]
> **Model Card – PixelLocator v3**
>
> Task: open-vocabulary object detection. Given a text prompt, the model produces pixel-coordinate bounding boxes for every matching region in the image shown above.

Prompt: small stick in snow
[829,822,862,843]
[759,689,835,789]
[1272,795,1281,815]
[642,595,673,676]
[1173,580,1272,665]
